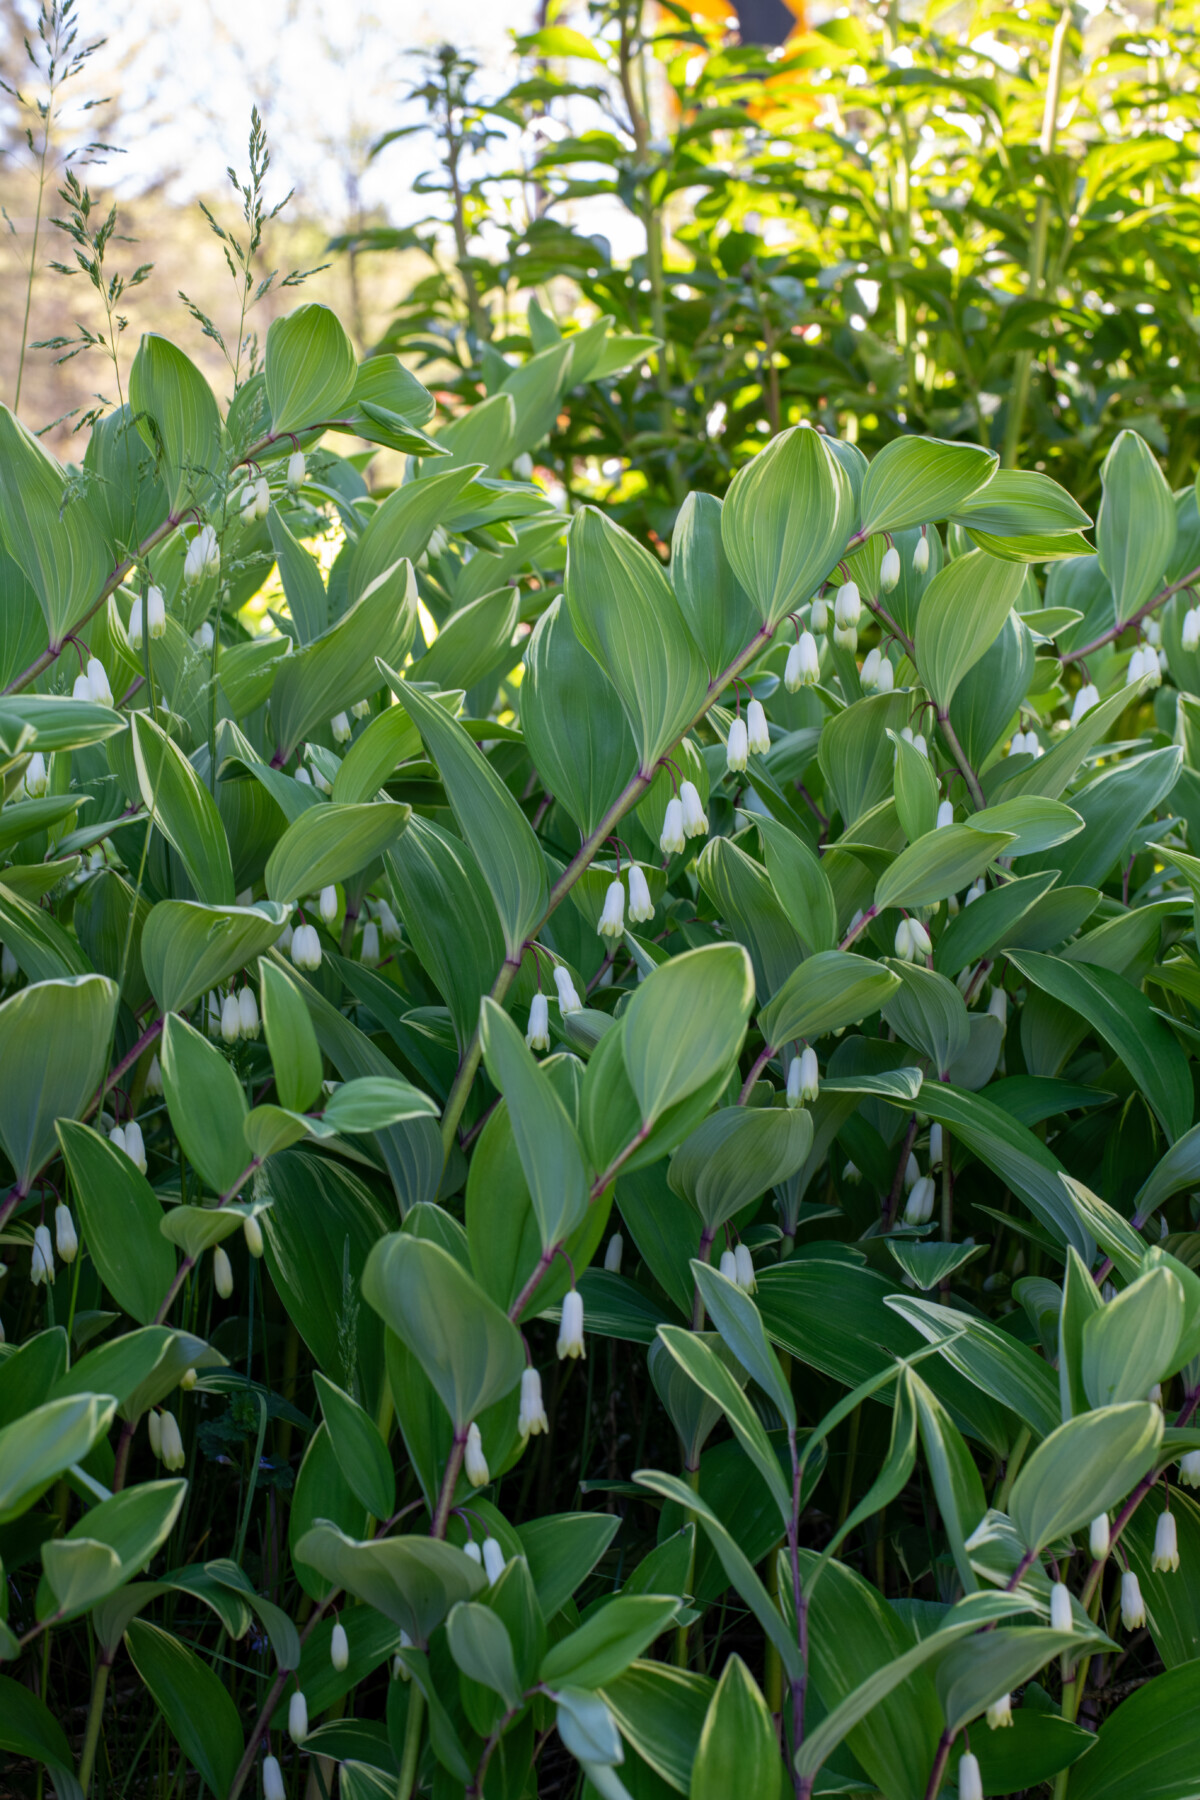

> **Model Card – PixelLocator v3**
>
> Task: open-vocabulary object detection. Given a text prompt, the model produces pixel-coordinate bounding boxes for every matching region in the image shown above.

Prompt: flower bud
[986,1693,1012,1730]
[277,923,294,955]
[124,1117,148,1173]
[911,920,933,959]
[660,797,686,855]
[146,585,166,640]
[319,885,338,925]
[726,717,749,772]
[1050,1581,1072,1632]
[810,596,830,633]
[627,865,654,923]
[988,988,1007,1034]
[330,1621,349,1670]
[786,1057,803,1109]
[904,1176,936,1226]
[904,1154,920,1192]
[860,647,881,691]
[1153,1510,1180,1573]
[598,879,625,939]
[294,765,312,786]
[184,524,219,586]
[360,920,381,966]
[194,621,215,651]
[936,799,954,829]
[72,673,92,701]
[1183,608,1200,653]
[1120,1569,1145,1629]
[604,1233,623,1273]
[557,1287,586,1360]
[1127,646,1146,686]
[526,991,550,1052]
[519,1366,549,1437]
[287,450,306,490]
[221,993,241,1044]
[834,581,861,629]
[912,732,928,759]
[160,1409,186,1471]
[833,624,858,651]
[787,629,820,691]
[129,595,144,649]
[680,780,708,838]
[32,1222,55,1285]
[464,1537,483,1563]
[148,1409,163,1459]
[1089,1514,1110,1560]
[238,987,260,1039]
[895,918,915,960]
[746,698,770,755]
[796,1045,819,1104]
[291,923,322,971]
[288,1689,309,1745]
[482,1536,506,1584]
[54,1203,78,1263]
[109,1123,128,1155]
[929,1124,943,1168]
[734,1243,756,1293]
[331,711,352,744]
[1070,683,1099,725]
[1008,729,1026,759]
[958,1751,983,1800]
[244,1214,265,1259]
[213,1245,234,1299]
[376,898,402,942]
[554,965,583,1014]
[263,1754,286,1800]
[875,655,894,693]
[86,658,113,706]
[464,1420,489,1487]
[880,545,901,592]
[912,534,930,575]
[1180,1450,1200,1488]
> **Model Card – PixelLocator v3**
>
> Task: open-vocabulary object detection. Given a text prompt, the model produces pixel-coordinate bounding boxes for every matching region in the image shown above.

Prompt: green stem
[936,709,986,811]
[77,1654,111,1793]
[396,1685,426,1800]
[673,1463,700,1668]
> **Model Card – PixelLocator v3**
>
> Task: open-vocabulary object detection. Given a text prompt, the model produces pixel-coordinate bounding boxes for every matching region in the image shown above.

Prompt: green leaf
[264,797,410,902]
[1062,1661,1200,1800]
[967,797,1083,858]
[0,404,111,645]
[129,335,222,510]
[881,962,969,1078]
[57,1120,175,1324]
[415,587,520,691]
[271,557,417,761]
[937,1627,1099,1737]
[541,1594,680,1690]
[755,815,838,954]
[668,1106,812,1234]
[314,1372,395,1521]
[874,824,1014,914]
[265,302,358,434]
[910,1373,986,1593]
[886,1293,1060,1441]
[447,1601,524,1710]
[294,1523,485,1640]
[933,871,1060,978]
[890,730,940,844]
[160,1012,249,1195]
[656,1326,791,1526]
[362,1232,524,1428]
[0,1674,74,1774]
[0,877,90,980]
[0,1394,116,1524]
[621,944,754,1128]
[258,958,323,1113]
[521,595,638,836]
[690,1260,794,1426]
[857,435,996,537]
[1096,428,1176,624]
[696,837,806,1003]
[267,509,327,643]
[0,973,118,1192]
[1007,949,1193,1142]
[565,505,709,768]
[1081,1268,1185,1406]
[385,818,505,1052]
[914,550,1028,707]
[671,491,761,676]
[812,1371,919,1581]
[479,998,590,1249]
[689,1656,781,1800]
[757,951,899,1052]
[396,678,548,961]
[125,1619,244,1799]
[322,1076,437,1133]
[721,424,855,627]
[950,468,1091,536]
[39,1480,186,1620]
[132,711,234,904]
[1009,1404,1163,1551]
[141,898,289,1015]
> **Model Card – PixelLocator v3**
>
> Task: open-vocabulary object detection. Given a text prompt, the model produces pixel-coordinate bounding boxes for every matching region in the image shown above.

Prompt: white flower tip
[557,1287,585,1360]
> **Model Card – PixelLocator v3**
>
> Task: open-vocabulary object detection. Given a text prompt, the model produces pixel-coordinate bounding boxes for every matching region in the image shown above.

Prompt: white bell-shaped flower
[746,698,770,755]
[86,658,113,705]
[124,1119,147,1174]
[263,1755,286,1800]
[959,1751,983,1800]
[912,732,928,758]
[287,450,307,490]
[988,988,1007,1034]
[553,965,583,1015]
[936,799,954,829]
[464,1420,489,1487]
[146,1053,164,1097]
[879,545,901,592]
[986,1694,1012,1730]
[330,1622,349,1670]
[54,1204,78,1263]
[680,780,708,838]
[482,1536,506,1584]
[1120,1569,1146,1629]
[842,1160,861,1183]
[895,918,915,960]
[833,624,858,651]
[912,534,930,575]
[238,988,260,1039]
[72,672,92,701]
[598,879,625,939]
[519,1366,549,1437]
[360,920,381,966]
[1153,1511,1180,1573]
[627,865,654,923]
[109,1123,128,1155]
[319,885,338,924]
[128,595,144,649]
[719,1248,738,1281]
[557,1287,586,1360]
[834,580,861,629]
[875,655,894,693]
[1090,1515,1110,1560]
[288,1689,309,1744]
[1050,1581,1073,1632]
[376,898,402,942]
[660,797,686,855]
[909,919,932,958]
[1183,608,1200,652]
[160,1410,186,1471]
[464,1538,483,1564]
[1180,1450,1200,1488]
[1070,682,1099,724]
[726,716,749,771]
[331,711,352,744]
[904,1154,921,1192]
[734,1244,756,1293]
[221,993,241,1044]
[213,1245,234,1299]
[929,1124,943,1168]
[147,585,166,639]
[32,1222,55,1286]
[148,1409,163,1458]
[604,1233,623,1273]
[526,992,550,1052]
[904,1176,937,1226]
[194,621,215,650]
[243,1214,265,1259]
[860,647,881,691]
